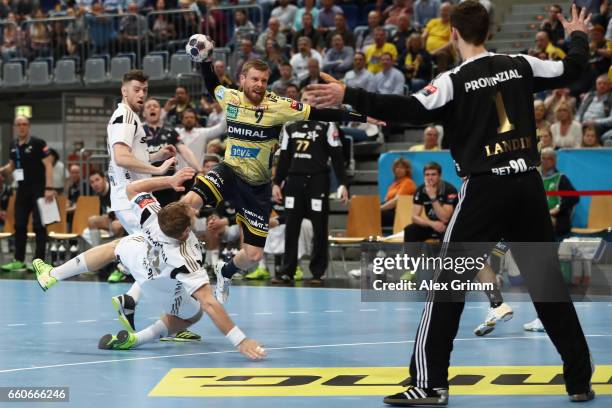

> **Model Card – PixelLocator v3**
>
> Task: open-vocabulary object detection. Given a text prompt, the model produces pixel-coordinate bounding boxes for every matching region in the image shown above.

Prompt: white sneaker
[523,318,545,332]
[474,303,514,336]
[348,269,361,279]
[484,302,514,325]
[213,260,231,304]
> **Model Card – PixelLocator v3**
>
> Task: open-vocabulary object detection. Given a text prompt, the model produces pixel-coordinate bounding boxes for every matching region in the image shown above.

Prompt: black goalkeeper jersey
[343,32,589,177]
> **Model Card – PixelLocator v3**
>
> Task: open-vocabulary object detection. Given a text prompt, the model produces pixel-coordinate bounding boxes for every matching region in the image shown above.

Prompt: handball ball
[186,34,213,62]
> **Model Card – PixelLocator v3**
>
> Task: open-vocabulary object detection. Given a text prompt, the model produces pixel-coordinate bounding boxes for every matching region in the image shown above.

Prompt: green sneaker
[244,266,270,280]
[294,266,304,281]
[33,259,57,292]
[1,259,27,272]
[160,330,202,342]
[107,269,126,283]
[111,295,136,333]
[98,330,136,350]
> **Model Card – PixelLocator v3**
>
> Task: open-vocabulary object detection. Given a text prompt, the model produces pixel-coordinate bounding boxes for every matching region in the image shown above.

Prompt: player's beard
[245,87,264,106]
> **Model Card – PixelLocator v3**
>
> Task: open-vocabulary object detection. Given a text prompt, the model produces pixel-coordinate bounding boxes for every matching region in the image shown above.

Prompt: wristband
[226,326,246,347]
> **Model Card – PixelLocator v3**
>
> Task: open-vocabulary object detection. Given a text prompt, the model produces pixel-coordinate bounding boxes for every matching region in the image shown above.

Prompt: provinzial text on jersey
[465,69,523,92]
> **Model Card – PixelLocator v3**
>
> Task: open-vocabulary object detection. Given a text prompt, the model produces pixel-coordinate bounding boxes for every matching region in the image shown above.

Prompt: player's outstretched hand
[367,117,386,126]
[161,145,177,160]
[238,338,267,360]
[559,4,591,36]
[156,157,177,176]
[272,184,283,203]
[170,167,196,191]
[307,72,345,108]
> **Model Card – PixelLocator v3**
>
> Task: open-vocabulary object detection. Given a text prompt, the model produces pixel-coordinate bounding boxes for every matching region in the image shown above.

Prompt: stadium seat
[71,196,101,236]
[84,57,107,83]
[340,4,359,29]
[28,61,51,86]
[116,52,136,68]
[110,56,132,82]
[54,59,78,84]
[392,195,414,235]
[169,52,193,78]
[149,50,169,69]
[571,196,612,234]
[142,54,166,80]
[328,195,382,274]
[2,62,25,87]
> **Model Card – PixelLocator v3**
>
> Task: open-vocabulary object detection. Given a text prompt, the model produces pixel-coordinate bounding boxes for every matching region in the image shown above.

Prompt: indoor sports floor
[1,279,611,407]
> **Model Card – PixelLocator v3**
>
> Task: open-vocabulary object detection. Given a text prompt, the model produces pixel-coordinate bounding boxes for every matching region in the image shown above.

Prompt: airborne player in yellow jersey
[181,50,374,303]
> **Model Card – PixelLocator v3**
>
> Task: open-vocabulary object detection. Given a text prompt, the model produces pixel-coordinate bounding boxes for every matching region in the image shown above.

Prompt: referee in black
[310,2,594,404]
[272,95,349,285]
[0,116,56,271]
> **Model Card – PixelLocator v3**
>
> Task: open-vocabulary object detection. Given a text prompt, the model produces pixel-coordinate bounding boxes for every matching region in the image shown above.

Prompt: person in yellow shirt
[422,2,453,72]
[381,157,416,227]
[365,27,398,74]
[534,31,567,60]
[409,126,441,151]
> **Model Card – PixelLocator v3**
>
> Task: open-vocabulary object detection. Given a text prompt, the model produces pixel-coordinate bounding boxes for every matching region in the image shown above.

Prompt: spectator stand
[204,4,264,49]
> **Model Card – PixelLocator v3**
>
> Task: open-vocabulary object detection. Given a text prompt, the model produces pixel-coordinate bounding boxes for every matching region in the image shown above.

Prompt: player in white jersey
[32,168,266,360]
[107,69,198,341]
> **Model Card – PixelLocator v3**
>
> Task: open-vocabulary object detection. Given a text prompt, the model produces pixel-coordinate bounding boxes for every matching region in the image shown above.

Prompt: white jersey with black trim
[107,103,150,211]
[123,192,207,295]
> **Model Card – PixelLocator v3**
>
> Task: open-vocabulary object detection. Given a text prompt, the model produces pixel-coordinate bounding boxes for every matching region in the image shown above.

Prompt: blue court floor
[0,279,611,408]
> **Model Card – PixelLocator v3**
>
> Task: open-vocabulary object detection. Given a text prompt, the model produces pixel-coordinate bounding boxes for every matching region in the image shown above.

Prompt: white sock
[126,282,141,304]
[135,319,168,346]
[51,254,88,280]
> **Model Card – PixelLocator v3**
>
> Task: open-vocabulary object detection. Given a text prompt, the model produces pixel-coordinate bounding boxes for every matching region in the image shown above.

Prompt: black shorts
[192,163,270,247]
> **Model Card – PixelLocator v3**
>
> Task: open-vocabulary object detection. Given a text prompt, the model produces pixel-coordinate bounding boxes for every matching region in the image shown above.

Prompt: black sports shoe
[111,294,136,333]
[384,386,449,406]
[569,389,595,402]
[270,274,293,285]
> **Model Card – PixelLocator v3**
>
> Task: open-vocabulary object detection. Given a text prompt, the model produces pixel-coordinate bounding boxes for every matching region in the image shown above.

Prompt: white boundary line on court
[3,334,612,374]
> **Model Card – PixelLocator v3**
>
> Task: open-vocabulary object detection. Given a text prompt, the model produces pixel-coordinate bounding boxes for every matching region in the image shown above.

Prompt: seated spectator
[341,121,382,144]
[581,125,602,148]
[87,3,118,54]
[404,162,457,242]
[151,0,176,47]
[262,39,287,84]
[176,108,227,170]
[255,17,287,55]
[206,139,225,156]
[324,13,355,49]
[368,52,405,95]
[550,102,582,148]
[49,149,66,194]
[344,51,373,90]
[299,58,325,89]
[0,0,10,19]
[544,88,576,122]
[383,0,412,26]
[530,30,566,60]
[422,1,453,72]
[540,4,566,49]
[322,34,354,79]
[588,23,611,77]
[290,36,323,81]
[365,27,398,74]
[413,0,441,30]
[356,10,382,51]
[81,170,125,248]
[271,62,298,96]
[2,13,23,63]
[391,13,416,57]
[200,96,225,127]
[28,9,52,58]
[538,126,555,150]
[409,126,440,151]
[317,0,343,35]
[540,148,578,239]
[293,0,319,32]
[234,38,260,82]
[577,74,611,137]
[65,163,84,226]
[119,2,148,54]
[271,0,298,33]
[292,12,323,54]
[213,60,235,89]
[228,9,256,51]
[534,100,551,134]
[103,0,125,13]
[285,83,300,100]
[163,86,196,128]
[381,157,417,227]
[403,32,433,93]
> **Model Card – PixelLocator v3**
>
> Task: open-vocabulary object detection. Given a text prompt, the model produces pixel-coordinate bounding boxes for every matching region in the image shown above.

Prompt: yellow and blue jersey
[213,85,311,185]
